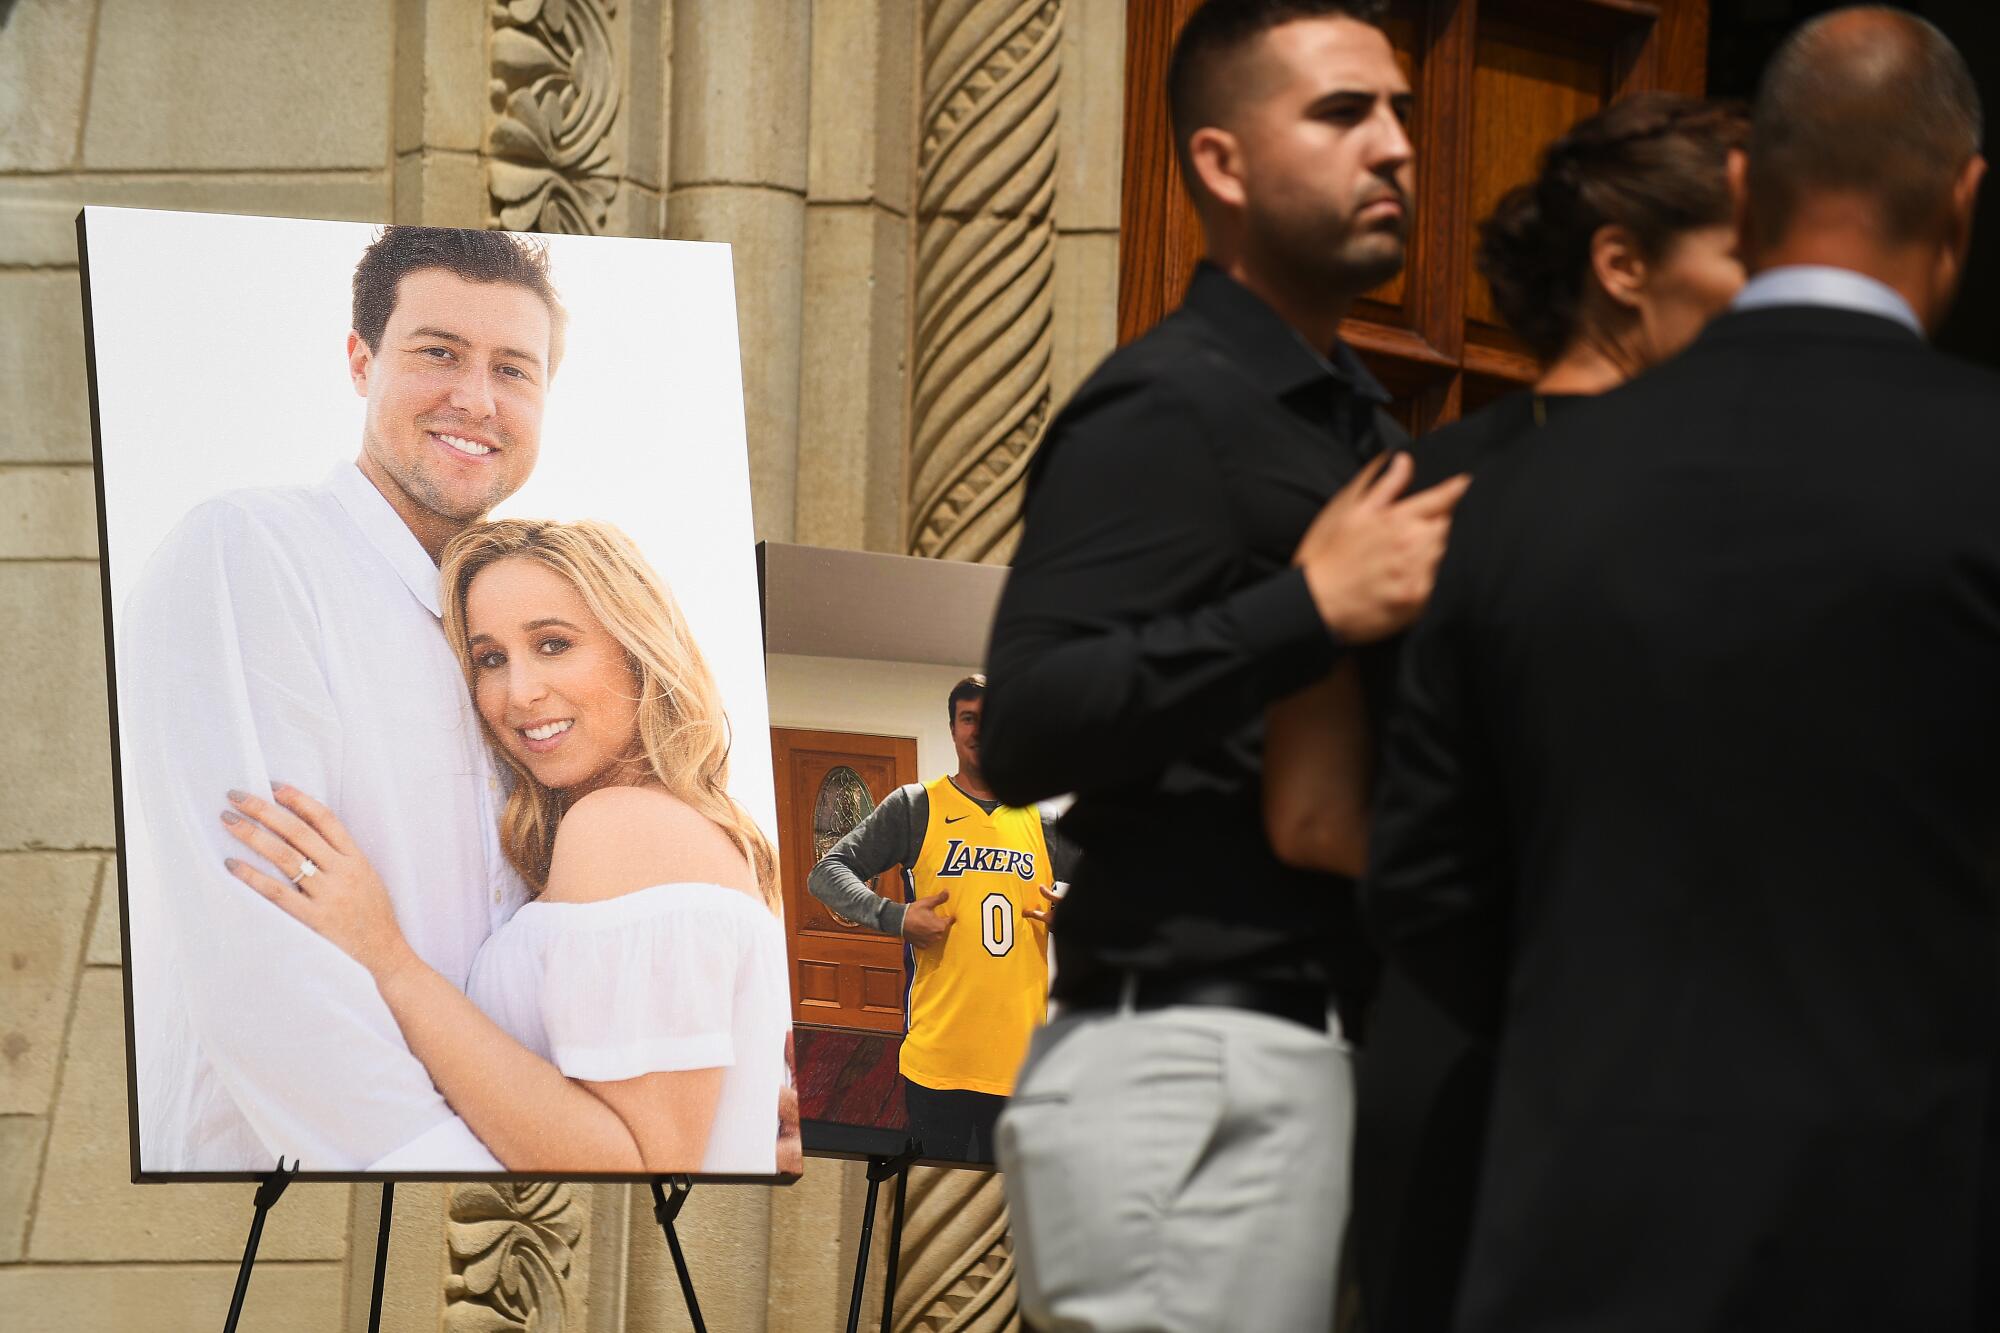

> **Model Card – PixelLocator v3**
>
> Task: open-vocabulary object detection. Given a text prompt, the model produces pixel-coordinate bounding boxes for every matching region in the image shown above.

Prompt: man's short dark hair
[1748,7,1983,250]
[351,226,568,372]
[1167,0,1389,205]
[948,674,987,721]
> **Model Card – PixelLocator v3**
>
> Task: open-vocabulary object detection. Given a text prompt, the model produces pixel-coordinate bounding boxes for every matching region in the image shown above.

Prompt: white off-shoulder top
[465,881,790,1174]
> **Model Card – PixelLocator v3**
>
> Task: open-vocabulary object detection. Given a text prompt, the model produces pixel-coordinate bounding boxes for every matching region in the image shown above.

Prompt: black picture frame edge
[130,1168,803,1187]
[75,206,149,1189]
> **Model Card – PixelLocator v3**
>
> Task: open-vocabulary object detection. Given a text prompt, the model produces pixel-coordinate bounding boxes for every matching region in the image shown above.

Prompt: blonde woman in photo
[218,519,798,1175]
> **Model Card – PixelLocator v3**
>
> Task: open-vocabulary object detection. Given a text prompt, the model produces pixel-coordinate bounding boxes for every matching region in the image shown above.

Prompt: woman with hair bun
[1423,92,1750,479]
[215,518,799,1176]
[1264,91,1750,1333]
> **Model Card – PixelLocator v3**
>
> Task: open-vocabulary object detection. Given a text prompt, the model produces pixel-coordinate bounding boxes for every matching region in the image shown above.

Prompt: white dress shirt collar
[1732,265,1924,338]
[328,461,444,617]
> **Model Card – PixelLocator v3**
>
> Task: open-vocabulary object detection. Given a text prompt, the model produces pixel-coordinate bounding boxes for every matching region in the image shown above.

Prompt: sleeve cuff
[1234,566,1343,682]
[555,1033,735,1081]
[880,899,908,936]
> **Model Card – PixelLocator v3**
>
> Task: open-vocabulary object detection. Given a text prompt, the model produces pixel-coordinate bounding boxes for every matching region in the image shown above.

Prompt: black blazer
[1365,303,2000,1333]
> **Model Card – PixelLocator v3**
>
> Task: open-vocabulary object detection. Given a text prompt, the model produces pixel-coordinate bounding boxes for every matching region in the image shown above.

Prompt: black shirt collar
[1181,261,1391,407]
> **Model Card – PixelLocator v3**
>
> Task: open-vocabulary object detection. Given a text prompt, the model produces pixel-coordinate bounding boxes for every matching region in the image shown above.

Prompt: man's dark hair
[1167,0,1389,206]
[1479,94,1749,362]
[948,674,987,721]
[1747,7,1983,250]
[351,226,568,373]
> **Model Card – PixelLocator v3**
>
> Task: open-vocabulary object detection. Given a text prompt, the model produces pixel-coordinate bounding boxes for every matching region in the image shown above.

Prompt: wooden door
[1119,0,1709,434]
[771,727,919,1031]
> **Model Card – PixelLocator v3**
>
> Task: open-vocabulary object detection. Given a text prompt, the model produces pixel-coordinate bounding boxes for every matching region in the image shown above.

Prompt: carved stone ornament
[907,0,1064,563]
[444,1181,583,1332]
[487,0,623,234]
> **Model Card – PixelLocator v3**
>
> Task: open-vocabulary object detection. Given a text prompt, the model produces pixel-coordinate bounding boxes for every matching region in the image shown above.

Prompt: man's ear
[1950,153,1986,265]
[1588,224,1648,311]
[1187,125,1248,213]
[1726,147,1755,264]
[1925,153,1987,329]
[346,331,372,398]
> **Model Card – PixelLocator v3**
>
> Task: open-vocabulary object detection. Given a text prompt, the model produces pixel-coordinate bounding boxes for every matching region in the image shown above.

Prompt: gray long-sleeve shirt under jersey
[806,780,1078,936]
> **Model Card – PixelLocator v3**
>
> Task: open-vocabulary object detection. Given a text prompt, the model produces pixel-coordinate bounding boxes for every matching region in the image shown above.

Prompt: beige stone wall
[0,0,1122,1327]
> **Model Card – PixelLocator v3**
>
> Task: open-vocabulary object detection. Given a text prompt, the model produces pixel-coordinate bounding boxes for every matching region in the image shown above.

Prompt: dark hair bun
[1478,182,1572,365]
[1475,93,1748,363]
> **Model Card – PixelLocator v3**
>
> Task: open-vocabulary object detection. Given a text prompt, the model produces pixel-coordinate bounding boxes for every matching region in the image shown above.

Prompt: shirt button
[493,889,503,904]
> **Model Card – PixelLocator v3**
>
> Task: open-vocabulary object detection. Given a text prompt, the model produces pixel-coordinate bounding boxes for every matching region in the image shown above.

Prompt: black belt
[1060,971,1330,1033]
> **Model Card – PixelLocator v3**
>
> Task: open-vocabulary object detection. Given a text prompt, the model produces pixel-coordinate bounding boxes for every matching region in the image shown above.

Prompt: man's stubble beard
[1294,230,1406,307]
[1251,197,1410,310]
[365,424,516,532]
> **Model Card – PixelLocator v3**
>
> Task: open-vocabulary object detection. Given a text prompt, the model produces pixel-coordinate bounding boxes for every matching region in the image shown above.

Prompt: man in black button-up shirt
[985,261,1406,1022]
[982,2,1467,1329]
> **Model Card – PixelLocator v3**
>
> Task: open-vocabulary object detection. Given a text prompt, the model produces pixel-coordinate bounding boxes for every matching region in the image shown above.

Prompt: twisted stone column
[906,0,1063,563]
[894,1168,1019,1333]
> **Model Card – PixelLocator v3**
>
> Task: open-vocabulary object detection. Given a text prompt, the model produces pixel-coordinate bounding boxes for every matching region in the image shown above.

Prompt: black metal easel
[223,1164,397,1333]
[650,1176,706,1332]
[366,1181,395,1332]
[224,1169,708,1332]
[223,1159,295,1333]
[845,1144,920,1333]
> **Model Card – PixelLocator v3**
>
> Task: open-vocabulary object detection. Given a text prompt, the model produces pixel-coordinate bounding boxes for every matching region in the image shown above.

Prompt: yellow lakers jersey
[899,775,1051,1095]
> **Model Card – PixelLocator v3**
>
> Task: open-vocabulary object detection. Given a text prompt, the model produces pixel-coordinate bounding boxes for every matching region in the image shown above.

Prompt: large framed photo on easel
[81,206,797,1190]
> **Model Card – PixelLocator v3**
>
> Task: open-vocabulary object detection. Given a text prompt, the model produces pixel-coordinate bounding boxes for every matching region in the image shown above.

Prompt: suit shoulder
[1912,345,2000,401]
[1409,393,1534,487]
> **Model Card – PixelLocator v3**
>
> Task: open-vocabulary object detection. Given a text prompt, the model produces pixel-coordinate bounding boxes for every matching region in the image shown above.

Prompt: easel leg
[651,1176,705,1333]
[845,1162,884,1333]
[879,1158,912,1333]
[222,1157,296,1333]
[366,1180,394,1333]
[846,1146,919,1333]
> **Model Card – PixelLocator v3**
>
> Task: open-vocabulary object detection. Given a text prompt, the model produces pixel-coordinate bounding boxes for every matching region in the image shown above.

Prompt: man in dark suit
[1365,9,1998,1331]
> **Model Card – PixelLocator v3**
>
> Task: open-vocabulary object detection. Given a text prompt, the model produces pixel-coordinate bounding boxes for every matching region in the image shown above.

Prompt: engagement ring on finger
[291,859,318,885]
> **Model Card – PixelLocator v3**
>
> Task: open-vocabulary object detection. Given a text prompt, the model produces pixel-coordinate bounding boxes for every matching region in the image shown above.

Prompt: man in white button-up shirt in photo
[120,227,565,1171]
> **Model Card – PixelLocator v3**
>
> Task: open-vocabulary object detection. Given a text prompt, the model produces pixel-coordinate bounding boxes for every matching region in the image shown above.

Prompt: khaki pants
[997,999,1354,1332]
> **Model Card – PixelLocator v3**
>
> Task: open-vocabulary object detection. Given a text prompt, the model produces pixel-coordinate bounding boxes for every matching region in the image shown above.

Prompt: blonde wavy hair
[439,519,779,910]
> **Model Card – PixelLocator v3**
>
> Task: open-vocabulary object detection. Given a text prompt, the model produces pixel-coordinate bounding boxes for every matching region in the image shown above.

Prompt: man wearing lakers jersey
[809,675,1077,1161]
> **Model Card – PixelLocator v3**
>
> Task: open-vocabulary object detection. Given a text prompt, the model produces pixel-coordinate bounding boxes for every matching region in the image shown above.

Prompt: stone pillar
[394,0,489,226]
[906,0,1064,565]
[1051,0,1125,407]
[666,0,813,543]
[794,0,917,554]
[626,1178,773,1332]
[767,1157,890,1332]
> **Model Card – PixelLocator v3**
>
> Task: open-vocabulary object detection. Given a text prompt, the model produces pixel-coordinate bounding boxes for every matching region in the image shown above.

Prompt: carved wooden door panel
[1119,0,1710,434]
[771,727,919,1032]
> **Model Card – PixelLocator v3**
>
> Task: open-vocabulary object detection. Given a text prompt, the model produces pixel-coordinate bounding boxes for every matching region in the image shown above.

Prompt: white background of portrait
[86,206,773,836]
